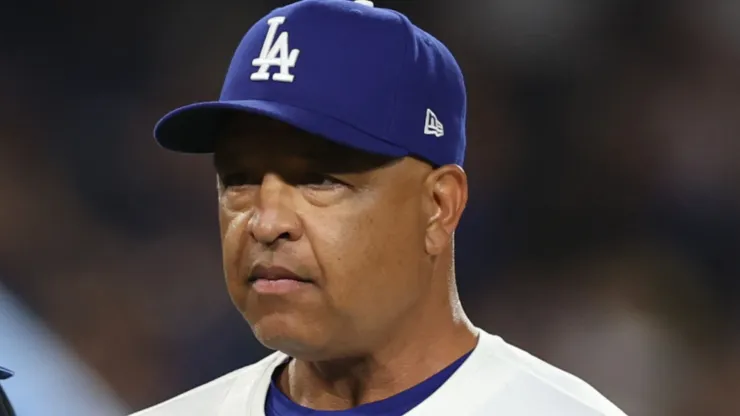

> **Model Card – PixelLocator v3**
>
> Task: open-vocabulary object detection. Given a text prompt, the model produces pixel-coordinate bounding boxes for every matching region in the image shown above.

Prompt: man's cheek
[221,211,251,278]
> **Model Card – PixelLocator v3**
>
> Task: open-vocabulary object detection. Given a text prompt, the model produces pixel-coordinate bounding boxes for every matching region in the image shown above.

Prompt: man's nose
[247,173,303,246]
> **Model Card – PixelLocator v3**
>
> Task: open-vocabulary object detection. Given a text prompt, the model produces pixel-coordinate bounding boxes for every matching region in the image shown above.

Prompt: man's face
[214,116,434,359]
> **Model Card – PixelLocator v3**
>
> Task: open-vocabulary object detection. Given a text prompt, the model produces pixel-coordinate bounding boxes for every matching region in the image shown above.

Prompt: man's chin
[250,319,334,361]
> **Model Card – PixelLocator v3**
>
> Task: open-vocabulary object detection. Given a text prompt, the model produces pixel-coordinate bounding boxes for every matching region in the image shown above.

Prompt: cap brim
[0,366,13,380]
[153,100,409,158]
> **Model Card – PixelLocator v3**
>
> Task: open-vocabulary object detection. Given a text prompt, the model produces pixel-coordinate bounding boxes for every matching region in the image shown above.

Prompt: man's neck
[278,299,478,411]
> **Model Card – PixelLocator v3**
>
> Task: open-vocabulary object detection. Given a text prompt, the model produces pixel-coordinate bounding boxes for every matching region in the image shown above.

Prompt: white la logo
[250,16,300,83]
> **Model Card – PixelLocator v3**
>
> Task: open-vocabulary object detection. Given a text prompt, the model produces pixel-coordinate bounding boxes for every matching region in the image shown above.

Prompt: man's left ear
[423,165,468,256]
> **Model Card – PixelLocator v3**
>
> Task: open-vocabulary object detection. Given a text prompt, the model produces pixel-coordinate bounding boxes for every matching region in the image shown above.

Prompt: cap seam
[385,11,413,143]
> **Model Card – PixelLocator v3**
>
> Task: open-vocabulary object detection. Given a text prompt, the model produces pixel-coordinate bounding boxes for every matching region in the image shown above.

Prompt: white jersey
[131,329,627,415]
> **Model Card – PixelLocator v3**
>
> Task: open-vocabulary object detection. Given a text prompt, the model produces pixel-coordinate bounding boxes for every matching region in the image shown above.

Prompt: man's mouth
[247,264,312,283]
[247,264,314,294]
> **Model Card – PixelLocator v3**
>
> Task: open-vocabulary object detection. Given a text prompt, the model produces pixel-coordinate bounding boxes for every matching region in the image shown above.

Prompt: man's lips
[247,264,313,284]
[247,264,314,295]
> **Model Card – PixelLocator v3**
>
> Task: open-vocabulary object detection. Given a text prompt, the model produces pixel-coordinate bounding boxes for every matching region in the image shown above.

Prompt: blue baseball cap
[0,366,12,380]
[154,0,467,167]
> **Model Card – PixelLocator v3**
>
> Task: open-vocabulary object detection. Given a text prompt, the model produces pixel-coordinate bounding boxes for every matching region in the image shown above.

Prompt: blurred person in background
[0,367,15,416]
[0,282,128,415]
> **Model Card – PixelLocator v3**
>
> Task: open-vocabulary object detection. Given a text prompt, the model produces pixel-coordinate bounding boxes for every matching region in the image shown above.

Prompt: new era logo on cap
[424,109,444,138]
[154,0,467,167]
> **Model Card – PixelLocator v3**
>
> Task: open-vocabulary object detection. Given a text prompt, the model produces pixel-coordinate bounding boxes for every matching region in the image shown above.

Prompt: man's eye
[303,174,347,188]
[220,172,348,189]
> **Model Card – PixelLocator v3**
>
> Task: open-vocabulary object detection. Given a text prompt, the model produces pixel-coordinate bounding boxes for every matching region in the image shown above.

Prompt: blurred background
[1,0,739,414]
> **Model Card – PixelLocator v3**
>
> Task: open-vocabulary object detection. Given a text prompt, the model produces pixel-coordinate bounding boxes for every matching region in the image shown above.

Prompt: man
[136,0,627,414]
[0,367,15,416]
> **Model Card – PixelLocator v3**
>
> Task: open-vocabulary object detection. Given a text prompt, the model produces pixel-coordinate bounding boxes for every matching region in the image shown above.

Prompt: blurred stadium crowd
[1,0,738,415]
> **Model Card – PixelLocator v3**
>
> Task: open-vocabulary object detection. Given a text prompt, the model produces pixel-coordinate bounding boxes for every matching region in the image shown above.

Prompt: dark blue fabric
[265,350,472,416]
[154,0,467,167]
